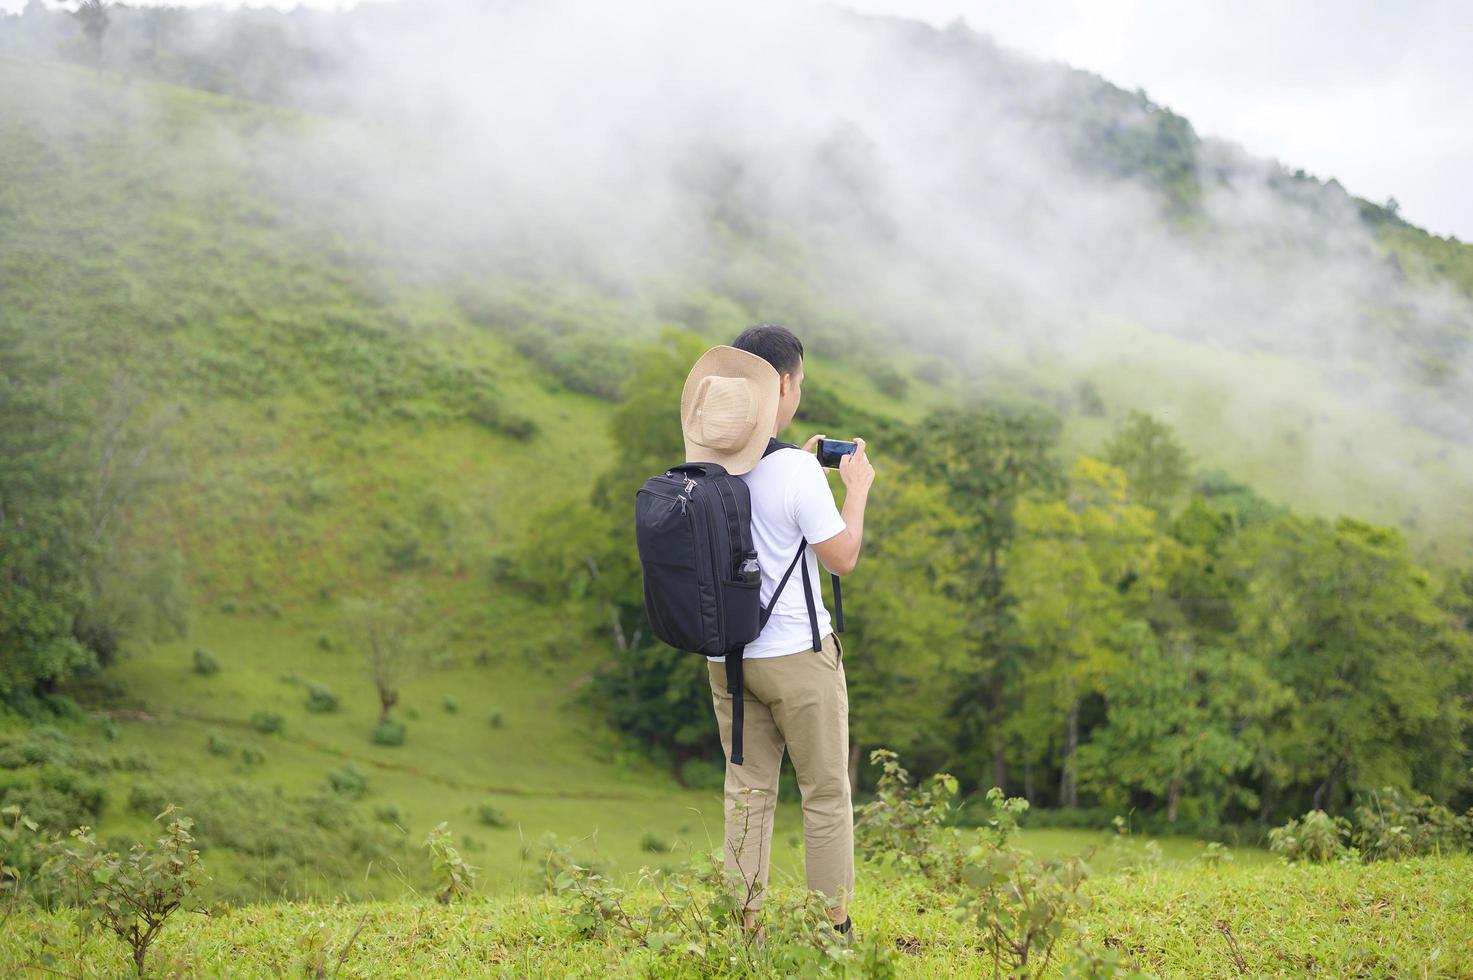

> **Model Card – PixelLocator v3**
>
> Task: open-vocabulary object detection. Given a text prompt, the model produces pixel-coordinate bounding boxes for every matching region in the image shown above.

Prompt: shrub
[316,633,334,652]
[325,766,368,800]
[1352,786,1472,860]
[477,804,508,828]
[1269,810,1355,864]
[855,749,966,884]
[304,683,339,714]
[205,733,233,757]
[373,804,404,826]
[424,823,476,903]
[249,711,284,736]
[192,649,219,677]
[44,805,209,976]
[487,711,504,729]
[1,804,43,916]
[239,746,267,768]
[370,720,406,747]
[442,696,458,714]
[548,839,897,975]
[638,831,668,854]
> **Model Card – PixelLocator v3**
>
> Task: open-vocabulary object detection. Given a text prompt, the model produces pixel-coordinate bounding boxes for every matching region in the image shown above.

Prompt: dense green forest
[2,4,1473,958]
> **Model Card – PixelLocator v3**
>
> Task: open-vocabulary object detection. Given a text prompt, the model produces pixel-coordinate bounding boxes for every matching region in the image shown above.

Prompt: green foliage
[1268,810,1355,864]
[0,332,98,703]
[324,765,368,800]
[477,804,508,829]
[548,839,898,976]
[441,695,457,714]
[1,805,42,921]
[0,727,149,836]
[192,649,220,677]
[249,710,284,735]
[1351,786,1472,861]
[205,733,232,757]
[122,776,404,903]
[1103,410,1192,516]
[304,683,339,714]
[855,750,966,884]
[424,822,476,904]
[636,831,668,854]
[370,719,406,747]
[44,804,209,976]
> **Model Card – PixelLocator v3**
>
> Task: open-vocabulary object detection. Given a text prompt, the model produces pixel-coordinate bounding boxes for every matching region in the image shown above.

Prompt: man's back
[734,446,846,660]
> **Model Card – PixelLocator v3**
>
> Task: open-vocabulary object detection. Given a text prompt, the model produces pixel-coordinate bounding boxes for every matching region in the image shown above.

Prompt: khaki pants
[706,631,854,914]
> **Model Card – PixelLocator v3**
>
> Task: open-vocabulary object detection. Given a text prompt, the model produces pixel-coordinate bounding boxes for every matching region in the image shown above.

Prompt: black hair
[731,323,804,377]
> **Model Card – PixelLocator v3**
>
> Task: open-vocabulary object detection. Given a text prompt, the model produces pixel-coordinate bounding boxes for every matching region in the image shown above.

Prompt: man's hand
[838,437,875,495]
[802,433,828,454]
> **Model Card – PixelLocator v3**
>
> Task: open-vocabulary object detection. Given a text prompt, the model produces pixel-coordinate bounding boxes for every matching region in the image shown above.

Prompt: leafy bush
[1269,810,1356,864]
[638,831,668,854]
[487,711,504,729]
[192,649,219,676]
[325,766,368,800]
[239,746,267,768]
[855,749,965,884]
[122,776,405,904]
[1352,786,1472,861]
[424,823,476,903]
[249,710,284,735]
[44,805,209,976]
[477,804,507,829]
[1,804,43,917]
[547,838,897,976]
[373,804,404,826]
[305,683,339,714]
[856,751,1115,977]
[442,696,458,714]
[371,719,406,747]
[205,733,233,756]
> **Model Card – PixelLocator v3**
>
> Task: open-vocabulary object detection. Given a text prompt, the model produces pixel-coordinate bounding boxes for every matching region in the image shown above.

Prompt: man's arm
[811,437,874,576]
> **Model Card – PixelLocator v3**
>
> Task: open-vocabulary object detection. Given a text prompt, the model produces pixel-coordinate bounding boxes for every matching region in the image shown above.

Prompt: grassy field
[1,855,1466,977]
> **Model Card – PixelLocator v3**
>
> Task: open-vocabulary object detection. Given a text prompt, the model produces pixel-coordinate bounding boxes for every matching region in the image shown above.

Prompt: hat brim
[680,346,781,476]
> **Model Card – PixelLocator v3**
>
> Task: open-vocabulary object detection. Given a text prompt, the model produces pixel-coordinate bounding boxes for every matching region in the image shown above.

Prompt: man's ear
[779,372,793,397]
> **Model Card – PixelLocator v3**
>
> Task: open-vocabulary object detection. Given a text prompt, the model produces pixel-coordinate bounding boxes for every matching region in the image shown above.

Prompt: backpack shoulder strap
[756,438,844,645]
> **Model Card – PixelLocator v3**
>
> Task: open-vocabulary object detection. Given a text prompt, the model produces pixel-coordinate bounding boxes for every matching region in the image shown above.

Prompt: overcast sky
[8,0,1470,241]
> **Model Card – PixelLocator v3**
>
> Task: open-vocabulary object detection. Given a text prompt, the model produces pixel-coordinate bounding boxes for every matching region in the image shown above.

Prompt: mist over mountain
[5,0,1472,540]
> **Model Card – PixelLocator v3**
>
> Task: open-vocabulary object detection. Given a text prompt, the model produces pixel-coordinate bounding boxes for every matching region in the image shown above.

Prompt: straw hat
[680,346,780,476]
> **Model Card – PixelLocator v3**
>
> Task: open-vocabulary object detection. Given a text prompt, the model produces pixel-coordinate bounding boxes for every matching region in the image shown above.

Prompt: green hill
[2,4,1473,909]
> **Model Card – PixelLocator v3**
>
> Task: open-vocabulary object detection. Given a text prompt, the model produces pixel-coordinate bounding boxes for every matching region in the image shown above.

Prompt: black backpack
[635,439,843,765]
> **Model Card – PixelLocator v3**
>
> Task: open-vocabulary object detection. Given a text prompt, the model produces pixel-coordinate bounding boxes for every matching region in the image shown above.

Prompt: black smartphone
[816,438,858,469]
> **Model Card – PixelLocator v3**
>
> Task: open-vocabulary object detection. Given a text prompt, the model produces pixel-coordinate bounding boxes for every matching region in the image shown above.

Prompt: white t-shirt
[708,446,848,661]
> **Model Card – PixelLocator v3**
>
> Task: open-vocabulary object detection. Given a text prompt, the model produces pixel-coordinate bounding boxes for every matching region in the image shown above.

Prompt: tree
[1227,515,1473,816]
[844,465,970,787]
[1074,620,1282,823]
[0,331,97,703]
[71,0,108,58]
[343,580,430,723]
[72,374,188,667]
[904,403,1062,792]
[1102,410,1191,517]
[1007,458,1159,806]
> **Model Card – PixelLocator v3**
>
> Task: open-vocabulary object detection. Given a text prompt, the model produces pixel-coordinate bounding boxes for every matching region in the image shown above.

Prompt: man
[702,324,875,936]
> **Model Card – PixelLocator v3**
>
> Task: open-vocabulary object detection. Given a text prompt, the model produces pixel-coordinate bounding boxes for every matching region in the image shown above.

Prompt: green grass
[2,856,1467,977]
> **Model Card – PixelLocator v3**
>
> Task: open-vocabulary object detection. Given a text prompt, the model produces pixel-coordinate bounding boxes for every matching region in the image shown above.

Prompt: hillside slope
[3,47,1473,897]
